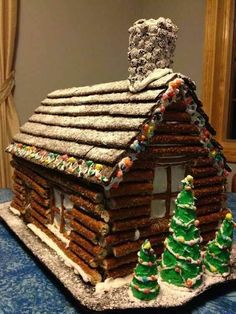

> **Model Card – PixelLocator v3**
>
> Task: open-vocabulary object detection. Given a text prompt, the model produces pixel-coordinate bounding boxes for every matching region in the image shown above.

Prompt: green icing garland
[203,212,236,276]
[160,175,203,289]
[130,239,159,301]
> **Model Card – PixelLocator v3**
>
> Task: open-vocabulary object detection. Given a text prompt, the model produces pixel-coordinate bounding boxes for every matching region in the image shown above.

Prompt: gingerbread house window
[151,164,186,218]
[48,188,74,245]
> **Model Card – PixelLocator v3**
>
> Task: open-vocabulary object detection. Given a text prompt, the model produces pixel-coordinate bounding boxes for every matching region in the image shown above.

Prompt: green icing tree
[160,175,202,289]
[203,212,236,276]
[130,239,159,301]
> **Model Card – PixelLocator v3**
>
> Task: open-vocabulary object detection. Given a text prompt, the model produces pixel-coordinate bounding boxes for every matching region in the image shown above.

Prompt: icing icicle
[203,212,236,277]
[160,175,203,289]
[130,239,159,301]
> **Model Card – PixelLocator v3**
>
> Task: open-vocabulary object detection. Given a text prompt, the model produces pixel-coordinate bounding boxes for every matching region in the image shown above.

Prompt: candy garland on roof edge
[130,239,159,301]
[159,175,203,289]
[6,144,108,183]
[111,76,229,189]
[203,212,236,277]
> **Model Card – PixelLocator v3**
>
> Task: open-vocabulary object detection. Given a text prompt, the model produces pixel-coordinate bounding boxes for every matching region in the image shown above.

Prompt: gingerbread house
[6,18,230,285]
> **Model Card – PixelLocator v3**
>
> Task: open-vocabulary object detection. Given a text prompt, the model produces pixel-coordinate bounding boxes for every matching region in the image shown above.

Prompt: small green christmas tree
[203,212,236,277]
[130,239,159,301]
[160,175,202,289]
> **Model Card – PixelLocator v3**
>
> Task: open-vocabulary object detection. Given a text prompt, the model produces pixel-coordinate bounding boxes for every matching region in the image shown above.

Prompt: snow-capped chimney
[128,18,178,86]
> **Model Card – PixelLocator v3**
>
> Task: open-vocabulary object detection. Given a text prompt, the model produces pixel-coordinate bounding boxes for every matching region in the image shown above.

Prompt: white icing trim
[94,274,132,295]
[134,274,158,282]
[204,267,230,278]
[207,250,229,264]
[9,206,21,216]
[27,223,91,283]
[176,203,196,210]
[172,215,194,228]
[138,257,156,266]
[158,275,204,292]
[46,223,70,247]
[130,280,158,293]
[172,233,201,246]
[129,68,173,92]
[165,240,200,264]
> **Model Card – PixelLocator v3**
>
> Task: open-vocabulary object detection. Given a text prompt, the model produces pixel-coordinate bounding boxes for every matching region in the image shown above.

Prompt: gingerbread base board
[0,201,235,312]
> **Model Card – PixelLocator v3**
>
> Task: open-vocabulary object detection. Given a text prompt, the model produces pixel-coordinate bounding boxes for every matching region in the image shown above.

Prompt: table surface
[0,189,235,314]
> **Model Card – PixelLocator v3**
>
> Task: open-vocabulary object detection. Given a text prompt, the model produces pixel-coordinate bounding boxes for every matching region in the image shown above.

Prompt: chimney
[128,18,178,86]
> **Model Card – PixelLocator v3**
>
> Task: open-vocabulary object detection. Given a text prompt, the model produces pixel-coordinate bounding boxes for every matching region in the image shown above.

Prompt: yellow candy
[95,164,103,171]
[67,157,76,163]
[186,175,193,182]
[211,150,216,157]
[178,236,185,243]
[210,265,217,273]
[148,125,154,132]
[143,240,151,250]
[225,213,232,221]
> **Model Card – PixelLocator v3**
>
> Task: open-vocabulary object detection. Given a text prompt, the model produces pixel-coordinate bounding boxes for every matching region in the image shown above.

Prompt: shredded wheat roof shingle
[29,114,145,131]
[20,122,138,148]
[41,89,164,106]
[35,103,158,117]
[47,73,178,98]
[13,133,93,158]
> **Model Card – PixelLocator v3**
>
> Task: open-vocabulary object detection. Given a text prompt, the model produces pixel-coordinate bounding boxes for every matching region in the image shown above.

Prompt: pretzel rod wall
[9,90,228,284]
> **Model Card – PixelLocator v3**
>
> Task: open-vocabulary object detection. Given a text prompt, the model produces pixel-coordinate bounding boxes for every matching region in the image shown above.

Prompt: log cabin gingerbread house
[6,18,231,285]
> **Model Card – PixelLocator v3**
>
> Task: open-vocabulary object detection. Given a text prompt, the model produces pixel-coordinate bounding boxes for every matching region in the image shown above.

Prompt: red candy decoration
[162,93,168,101]
[186,279,193,288]
[124,157,133,168]
[117,170,123,178]
[159,105,165,113]
[143,124,149,132]
[61,154,68,161]
[140,134,146,141]
[175,78,183,86]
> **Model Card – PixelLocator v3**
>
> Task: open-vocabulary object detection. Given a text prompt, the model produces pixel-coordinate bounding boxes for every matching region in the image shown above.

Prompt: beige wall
[15,0,142,124]
[15,0,205,124]
[142,0,206,94]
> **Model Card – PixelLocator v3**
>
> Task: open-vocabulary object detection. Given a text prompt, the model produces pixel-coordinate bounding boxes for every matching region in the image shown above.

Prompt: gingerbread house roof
[5,73,177,181]
[6,71,230,187]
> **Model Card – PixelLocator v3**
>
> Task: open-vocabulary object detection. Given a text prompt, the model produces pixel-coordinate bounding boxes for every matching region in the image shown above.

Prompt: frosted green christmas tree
[203,212,236,277]
[130,239,159,301]
[160,175,203,289]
